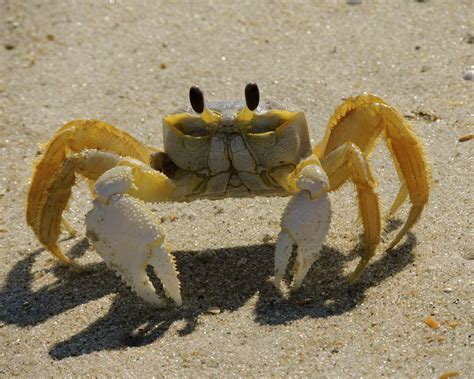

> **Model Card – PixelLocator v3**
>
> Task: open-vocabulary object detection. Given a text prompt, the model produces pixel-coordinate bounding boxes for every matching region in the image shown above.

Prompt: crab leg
[26,120,152,264]
[315,95,430,250]
[86,160,180,306]
[385,182,408,220]
[382,108,430,249]
[320,143,381,281]
[32,150,122,265]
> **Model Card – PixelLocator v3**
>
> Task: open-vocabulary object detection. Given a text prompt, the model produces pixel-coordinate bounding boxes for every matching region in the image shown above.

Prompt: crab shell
[159,100,312,201]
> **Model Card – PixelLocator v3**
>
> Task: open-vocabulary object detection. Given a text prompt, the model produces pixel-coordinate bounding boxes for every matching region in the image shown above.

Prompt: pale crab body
[26,84,430,307]
[161,100,312,201]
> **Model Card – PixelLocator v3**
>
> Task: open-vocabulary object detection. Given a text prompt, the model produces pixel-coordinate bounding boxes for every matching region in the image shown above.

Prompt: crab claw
[274,165,331,291]
[86,194,181,307]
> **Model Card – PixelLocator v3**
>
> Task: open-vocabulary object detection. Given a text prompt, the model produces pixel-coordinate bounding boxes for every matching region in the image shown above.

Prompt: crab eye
[189,86,205,113]
[245,82,260,111]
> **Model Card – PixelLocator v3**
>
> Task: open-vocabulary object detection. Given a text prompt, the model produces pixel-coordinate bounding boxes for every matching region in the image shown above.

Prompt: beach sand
[0,1,472,377]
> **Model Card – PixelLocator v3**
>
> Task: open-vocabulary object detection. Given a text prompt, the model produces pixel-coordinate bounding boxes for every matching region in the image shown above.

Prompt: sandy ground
[0,0,473,377]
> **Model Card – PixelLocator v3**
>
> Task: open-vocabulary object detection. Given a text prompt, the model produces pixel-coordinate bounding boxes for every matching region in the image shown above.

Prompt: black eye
[189,86,205,113]
[245,82,260,111]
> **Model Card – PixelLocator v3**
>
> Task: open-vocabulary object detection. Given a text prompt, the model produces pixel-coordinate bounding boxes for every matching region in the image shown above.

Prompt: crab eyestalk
[237,82,260,122]
[189,86,220,124]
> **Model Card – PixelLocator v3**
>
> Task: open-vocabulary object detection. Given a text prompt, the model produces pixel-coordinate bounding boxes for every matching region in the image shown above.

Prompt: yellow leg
[27,120,153,266]
[27,120,152,228]
[314,94,386,158]
[382,108,430,249]
[316,94,430,250]
[385,182,408,220]
[320,143,381,282]
[31,151,120,265]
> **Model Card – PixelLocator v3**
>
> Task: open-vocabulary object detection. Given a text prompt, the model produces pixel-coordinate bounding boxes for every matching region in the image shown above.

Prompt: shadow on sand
[0,224,416,360]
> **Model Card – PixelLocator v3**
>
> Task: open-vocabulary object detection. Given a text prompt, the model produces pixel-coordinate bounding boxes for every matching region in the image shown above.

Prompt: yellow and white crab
[26,84,430,306]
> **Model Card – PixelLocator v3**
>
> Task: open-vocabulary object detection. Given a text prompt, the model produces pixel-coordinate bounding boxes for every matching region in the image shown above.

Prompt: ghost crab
[26,83,430,306]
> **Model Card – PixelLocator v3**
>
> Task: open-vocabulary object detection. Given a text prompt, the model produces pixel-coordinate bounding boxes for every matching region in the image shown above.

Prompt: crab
[26,83,430,306]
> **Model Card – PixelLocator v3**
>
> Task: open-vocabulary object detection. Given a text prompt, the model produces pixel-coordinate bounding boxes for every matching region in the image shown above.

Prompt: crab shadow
[0,226,416,360]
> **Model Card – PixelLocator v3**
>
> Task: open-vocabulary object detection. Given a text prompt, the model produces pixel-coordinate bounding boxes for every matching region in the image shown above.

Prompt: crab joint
[189,85,220,124]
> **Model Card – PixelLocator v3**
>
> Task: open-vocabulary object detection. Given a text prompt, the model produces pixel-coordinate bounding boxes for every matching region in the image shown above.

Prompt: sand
[0,0,473,377]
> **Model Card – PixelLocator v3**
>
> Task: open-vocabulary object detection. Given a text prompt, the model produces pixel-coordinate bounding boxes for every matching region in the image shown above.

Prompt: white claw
[149,240,182,306]
[274,190,331,292]
[86,194,181,307]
